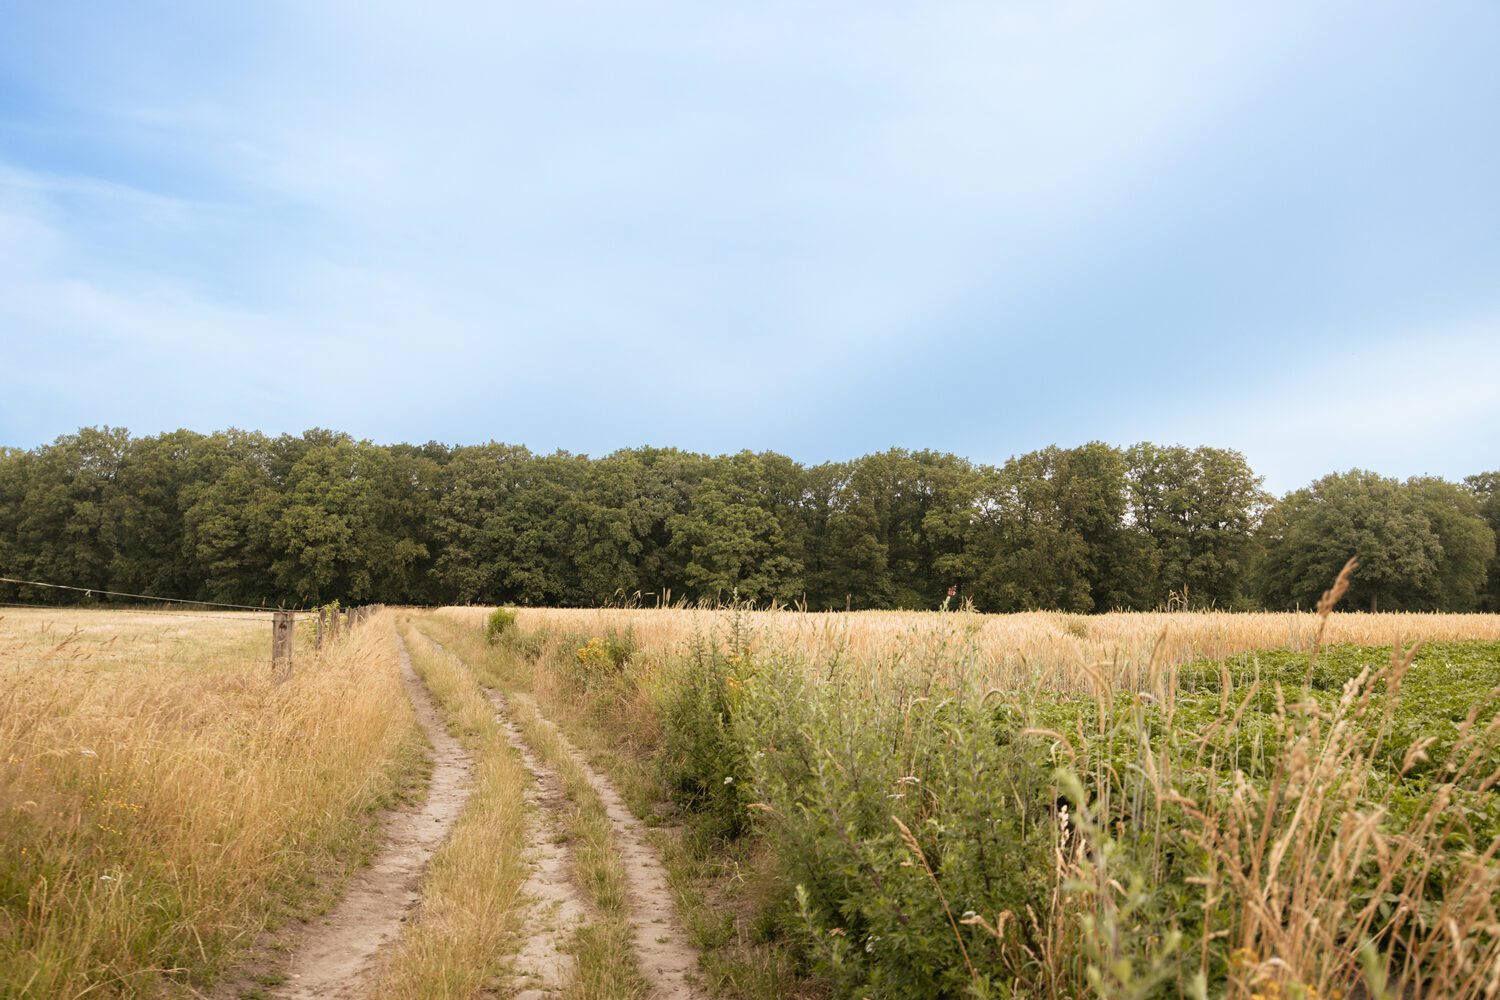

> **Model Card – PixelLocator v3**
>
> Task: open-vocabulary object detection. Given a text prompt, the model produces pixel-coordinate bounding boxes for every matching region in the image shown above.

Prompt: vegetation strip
[268,633,474,999]
[418,630,703,1000]
[8,430,1498,616]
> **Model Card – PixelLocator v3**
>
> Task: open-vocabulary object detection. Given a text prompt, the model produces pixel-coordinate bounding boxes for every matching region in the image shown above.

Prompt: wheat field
[437,604,1500,687]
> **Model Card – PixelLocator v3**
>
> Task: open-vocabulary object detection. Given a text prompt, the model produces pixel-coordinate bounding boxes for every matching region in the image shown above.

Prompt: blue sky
[1,2,1496,494]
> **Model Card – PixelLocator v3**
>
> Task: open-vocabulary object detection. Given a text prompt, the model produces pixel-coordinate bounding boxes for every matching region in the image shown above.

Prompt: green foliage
[1257,470,1495,611]
[961,442,1162,612]
[1126,442,1270,607]
[570,629,636,686]
[483,607,517,644]
[638,624,1500,998]
[720,630,1061,997]
[1464,471,1500,611]
[657,637,753,840]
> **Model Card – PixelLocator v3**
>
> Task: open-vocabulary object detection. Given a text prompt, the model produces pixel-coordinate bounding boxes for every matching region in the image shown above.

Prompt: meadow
[4,597,1500,999]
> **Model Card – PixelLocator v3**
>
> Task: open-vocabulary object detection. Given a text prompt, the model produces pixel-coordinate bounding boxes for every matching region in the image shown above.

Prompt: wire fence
[0,575,311,612]
[0,576,384,676]
[0,600,280,623]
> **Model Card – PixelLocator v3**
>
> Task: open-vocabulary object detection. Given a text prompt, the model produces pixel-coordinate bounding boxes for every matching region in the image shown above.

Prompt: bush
[658,637,752,840]
[483,607,517,645]
[571,629,636,687]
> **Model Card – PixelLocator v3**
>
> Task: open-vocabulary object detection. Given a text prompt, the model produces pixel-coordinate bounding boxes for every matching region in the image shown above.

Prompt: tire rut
[486,688,588,999]
[508,689,704,1000]
[270,634,475,999]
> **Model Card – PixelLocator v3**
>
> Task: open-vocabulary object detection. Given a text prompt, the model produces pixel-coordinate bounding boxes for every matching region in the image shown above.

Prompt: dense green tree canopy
[0,428,1494,613]
[1464,471,1500,611]
[1126,443,1268,607]
[1256,470,1494,612]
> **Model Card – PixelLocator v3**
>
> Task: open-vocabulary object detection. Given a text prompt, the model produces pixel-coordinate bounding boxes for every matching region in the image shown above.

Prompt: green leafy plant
[483,607,517,644]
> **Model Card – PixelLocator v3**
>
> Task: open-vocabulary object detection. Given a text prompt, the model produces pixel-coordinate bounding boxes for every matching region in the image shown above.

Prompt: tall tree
[666,452,803,602]
[179,430,280,605]
[433,442,535,602]
[104,430,205,598]
[970,443,1153,612]
[10,428,132,601]
[1405,477,1495,611]
[801,461,890,610]
[1126,443,1268,608]
[1256,470,1491,612]
[1466,471,1500,611]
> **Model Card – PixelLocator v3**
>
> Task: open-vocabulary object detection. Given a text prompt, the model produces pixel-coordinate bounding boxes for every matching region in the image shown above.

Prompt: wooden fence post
[272,610,294,678]
[315,608,325,650]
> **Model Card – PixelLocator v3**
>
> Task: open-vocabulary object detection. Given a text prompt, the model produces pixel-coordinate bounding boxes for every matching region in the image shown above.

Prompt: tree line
[0,427,1495,613]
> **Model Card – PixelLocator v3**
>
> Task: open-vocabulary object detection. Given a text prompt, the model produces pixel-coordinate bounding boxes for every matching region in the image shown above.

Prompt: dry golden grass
[0,607,422,998]
[437,604,1500,689]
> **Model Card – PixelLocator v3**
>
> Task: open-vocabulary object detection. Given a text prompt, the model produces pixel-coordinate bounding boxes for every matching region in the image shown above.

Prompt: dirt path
[270,635,475,999]
[414,632,702,999]
[506,690,704,1000]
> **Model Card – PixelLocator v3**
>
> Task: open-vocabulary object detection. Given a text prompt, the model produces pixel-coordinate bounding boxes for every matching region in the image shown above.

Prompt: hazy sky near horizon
[1,2,1497,494]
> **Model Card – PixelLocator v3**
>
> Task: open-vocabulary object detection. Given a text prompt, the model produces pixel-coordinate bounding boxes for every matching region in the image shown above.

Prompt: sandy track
[416,633,702,999]
[506,690,704,1000]
[270,635,474,999]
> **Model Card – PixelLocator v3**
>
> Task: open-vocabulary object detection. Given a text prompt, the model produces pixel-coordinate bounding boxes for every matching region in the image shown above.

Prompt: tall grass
[0,609,423,998]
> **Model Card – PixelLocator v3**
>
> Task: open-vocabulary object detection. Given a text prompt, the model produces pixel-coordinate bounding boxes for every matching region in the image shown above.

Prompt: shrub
[657,637,752,840]
[571,629,636,686]
[483,607,517,645]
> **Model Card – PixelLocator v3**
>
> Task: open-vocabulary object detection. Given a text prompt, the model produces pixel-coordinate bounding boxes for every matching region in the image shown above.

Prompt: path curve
[272,634,474,999]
